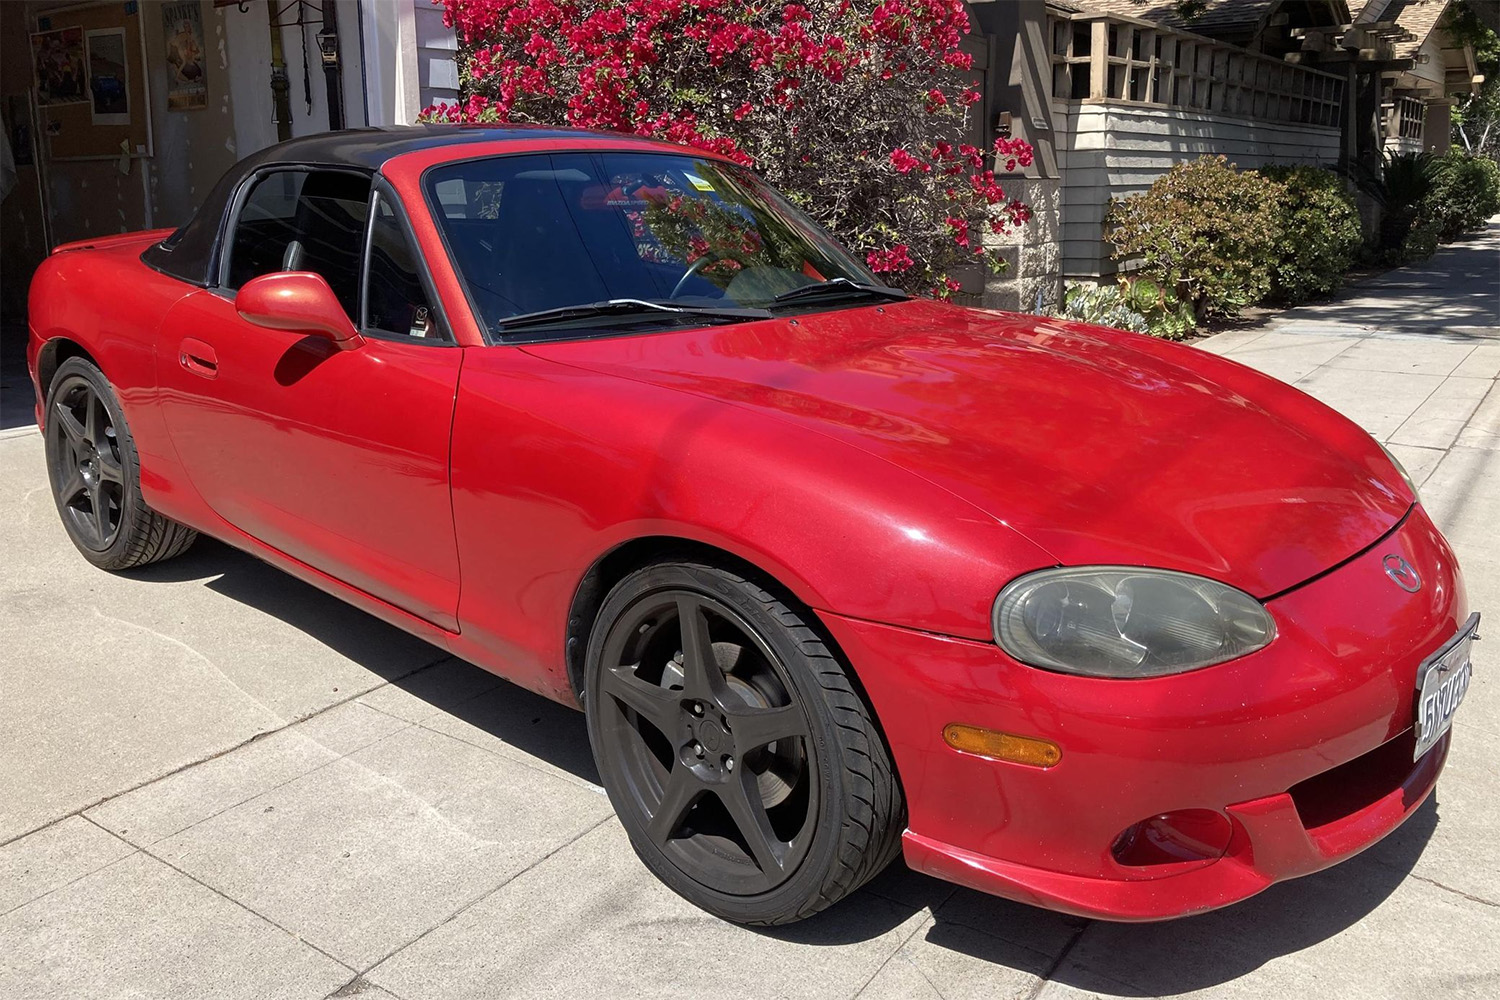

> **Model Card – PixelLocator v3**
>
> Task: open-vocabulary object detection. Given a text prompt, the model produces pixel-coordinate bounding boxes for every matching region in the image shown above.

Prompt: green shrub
[1349,151,1441,263]
[1105,156,1281,321]
[1061,282,1149,333]
[1404,214,1442,261]
[1119,277,1198,339]
[1421,151,1500,242]
[1256,165,1362,303]
[1061,277,1197,340]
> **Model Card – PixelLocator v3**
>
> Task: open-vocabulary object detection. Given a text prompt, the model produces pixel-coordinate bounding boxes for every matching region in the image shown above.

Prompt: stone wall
[983,177,1062,314]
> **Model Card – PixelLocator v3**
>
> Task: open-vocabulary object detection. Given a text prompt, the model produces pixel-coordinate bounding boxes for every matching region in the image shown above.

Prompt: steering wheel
[670,251,724,300]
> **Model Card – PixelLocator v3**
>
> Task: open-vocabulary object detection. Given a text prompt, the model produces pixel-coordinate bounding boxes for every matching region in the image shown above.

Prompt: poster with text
[86,28,130,125]
[162,2,207,111]
[31,26,88,107]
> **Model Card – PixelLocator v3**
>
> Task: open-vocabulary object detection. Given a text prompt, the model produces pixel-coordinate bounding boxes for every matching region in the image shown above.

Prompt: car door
[157,168,463,630]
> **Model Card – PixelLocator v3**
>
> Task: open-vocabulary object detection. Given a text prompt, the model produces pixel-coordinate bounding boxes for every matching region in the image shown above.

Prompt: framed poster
[31,26,89,107]
[162,2,207,111]
[86,28,131,125]
[35,5,153,162]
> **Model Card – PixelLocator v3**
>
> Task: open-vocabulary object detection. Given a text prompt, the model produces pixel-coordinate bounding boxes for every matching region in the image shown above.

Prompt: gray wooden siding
[1055,102,1342,278]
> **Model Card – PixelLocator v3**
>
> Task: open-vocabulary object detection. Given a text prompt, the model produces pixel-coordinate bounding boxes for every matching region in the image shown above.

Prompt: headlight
[993,567,1275,678]
[1377,441,1420,500]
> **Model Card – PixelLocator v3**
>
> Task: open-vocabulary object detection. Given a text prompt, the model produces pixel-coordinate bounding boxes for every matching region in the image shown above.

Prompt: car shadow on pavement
[769,795,1439,994]
[122,537,605,785]
[125,536,1443,993]
[123,537,458,688]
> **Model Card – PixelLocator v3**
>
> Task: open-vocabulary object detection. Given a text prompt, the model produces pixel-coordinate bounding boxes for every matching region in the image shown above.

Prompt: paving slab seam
[1035,956,1152,999]
[1024,921,1092,1000]
[1387,377,1494,451]
[1397,871,1500,910]
[106,813,363,978]
[1290,357,1453,446]
[864,879,961,914]
[346,686,611,794]
[361,813,618,982]
[848,913,936,1000]
[0,651,453,850]
[327,973,413,1000]
[886,945,952,1000]
[94,715,424,851]
[0,828,142,919]
[407,714,608,795]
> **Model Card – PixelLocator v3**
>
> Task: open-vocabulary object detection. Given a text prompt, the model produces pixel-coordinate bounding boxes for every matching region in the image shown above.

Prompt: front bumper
[823,504,1468,921]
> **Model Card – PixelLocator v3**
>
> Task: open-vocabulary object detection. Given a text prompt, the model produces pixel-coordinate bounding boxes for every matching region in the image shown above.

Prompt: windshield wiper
[770,278,910,306]
[493,298,772,333]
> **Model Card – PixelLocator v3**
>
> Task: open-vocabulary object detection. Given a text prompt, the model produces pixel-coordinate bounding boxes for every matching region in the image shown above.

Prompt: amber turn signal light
[942,724,1062,768]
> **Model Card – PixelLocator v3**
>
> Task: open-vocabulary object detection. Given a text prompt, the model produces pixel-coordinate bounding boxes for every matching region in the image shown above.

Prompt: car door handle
[179,338,219,379]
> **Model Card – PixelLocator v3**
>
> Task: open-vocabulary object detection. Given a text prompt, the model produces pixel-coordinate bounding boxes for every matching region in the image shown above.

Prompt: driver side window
[225,168,371,320]
[363,191,441,340]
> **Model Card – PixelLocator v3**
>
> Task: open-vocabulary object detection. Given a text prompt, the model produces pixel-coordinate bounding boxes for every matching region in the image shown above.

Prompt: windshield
[424,150,887,340]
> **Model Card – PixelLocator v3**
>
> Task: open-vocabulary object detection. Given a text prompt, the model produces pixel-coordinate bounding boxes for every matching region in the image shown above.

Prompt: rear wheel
[44,357,197,570]
[585,561,904,925]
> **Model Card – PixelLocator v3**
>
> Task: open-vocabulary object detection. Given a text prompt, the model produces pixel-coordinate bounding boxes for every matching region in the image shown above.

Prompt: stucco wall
[223,0,368,161]
[1054,102,1343,278]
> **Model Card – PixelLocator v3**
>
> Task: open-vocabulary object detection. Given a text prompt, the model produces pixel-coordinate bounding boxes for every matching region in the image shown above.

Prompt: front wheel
[585,561,904,925]
[43,357,197,570]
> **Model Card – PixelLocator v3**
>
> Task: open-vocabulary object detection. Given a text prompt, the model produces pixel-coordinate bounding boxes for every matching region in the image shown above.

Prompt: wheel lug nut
[692,742,704,758]
[691,702,703,716]
[673,651,684,664]
[724,756,735,772]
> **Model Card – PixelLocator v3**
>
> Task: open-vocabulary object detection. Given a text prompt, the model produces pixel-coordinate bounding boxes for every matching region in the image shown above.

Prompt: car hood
[522,299,1411,597]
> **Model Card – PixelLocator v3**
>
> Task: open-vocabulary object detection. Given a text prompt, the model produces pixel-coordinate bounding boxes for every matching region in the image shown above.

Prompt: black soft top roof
[141,124,642,287]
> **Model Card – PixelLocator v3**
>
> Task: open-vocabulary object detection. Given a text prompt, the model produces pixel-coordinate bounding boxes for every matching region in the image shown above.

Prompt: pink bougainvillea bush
[426,0,1033,296]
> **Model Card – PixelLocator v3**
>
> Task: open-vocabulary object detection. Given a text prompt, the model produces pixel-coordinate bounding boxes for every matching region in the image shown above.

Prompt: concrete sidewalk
[2,224,1498,1000]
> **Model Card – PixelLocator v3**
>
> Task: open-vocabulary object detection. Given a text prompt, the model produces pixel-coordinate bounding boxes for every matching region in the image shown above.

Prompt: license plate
[1414,612,1479,761]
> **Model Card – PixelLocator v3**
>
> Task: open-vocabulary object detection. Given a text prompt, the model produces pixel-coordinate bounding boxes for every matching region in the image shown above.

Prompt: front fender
[447,346,1055,703]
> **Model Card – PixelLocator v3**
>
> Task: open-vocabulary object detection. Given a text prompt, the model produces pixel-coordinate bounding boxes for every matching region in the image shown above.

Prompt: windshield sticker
[685,174,716,193]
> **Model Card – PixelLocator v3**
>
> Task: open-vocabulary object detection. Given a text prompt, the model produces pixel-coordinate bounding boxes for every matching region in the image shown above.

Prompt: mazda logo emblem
[1383,554,1421,593]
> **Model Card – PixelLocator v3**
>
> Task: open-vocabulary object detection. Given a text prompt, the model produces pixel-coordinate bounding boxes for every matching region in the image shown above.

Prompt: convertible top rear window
[424,151,877,340]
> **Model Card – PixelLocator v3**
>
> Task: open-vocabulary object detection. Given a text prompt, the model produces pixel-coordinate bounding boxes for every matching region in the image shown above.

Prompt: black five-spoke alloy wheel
[48,371,126,551]
[586,562,904,925]
[44,357,197,570]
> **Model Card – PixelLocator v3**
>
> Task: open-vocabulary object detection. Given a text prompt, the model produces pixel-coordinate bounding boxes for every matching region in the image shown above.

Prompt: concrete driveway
[3,223,1498,1000]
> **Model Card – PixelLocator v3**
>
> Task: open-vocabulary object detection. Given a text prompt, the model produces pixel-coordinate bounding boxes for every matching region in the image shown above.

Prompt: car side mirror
[235,272,362,348]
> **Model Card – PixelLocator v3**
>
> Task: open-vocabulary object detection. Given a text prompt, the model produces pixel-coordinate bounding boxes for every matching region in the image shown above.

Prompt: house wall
[224,0,368,160]
[1054,102,1343,278]
[972,0,1064,315]
[1406,34,1450,94]
[360,0,460,126]
[1,1,246,251]
[0,0,383,326]
[415,2,460,112]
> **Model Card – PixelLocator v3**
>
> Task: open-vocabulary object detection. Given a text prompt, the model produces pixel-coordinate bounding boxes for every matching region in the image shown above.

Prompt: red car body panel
[826,504,1465,918]
[154,290,464,629]
[25,129,1469,921]
[522,299,1413,601]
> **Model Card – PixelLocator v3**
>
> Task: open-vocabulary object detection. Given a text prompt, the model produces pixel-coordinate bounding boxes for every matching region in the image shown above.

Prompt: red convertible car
[28,126,1477,925]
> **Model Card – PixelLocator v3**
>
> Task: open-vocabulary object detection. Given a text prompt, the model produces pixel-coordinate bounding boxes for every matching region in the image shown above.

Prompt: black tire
[584,561,904,925]
[43,357,197,570]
